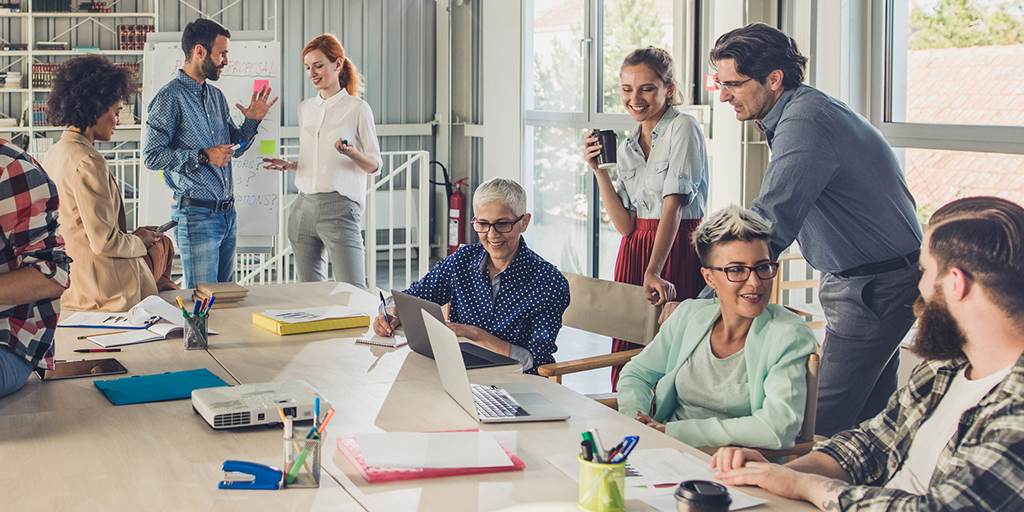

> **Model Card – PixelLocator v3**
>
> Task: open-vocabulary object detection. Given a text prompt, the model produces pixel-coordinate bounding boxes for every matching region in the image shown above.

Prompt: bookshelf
[0,0,157,137]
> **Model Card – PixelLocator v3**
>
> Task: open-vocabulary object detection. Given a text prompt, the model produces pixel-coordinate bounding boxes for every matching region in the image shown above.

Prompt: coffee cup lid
[674,480,731,507]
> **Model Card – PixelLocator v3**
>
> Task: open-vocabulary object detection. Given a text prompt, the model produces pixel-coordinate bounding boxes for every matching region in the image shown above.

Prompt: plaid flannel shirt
[0,139,71,370]
[815,351,1024,511]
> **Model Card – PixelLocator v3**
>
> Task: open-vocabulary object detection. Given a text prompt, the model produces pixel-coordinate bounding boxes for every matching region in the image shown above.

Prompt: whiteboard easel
[140,31,281,252]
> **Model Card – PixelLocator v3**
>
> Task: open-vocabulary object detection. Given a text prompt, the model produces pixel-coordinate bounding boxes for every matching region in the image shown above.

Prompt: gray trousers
[288,192,367,289]
[0,347,34,398]
[815,264,921,437]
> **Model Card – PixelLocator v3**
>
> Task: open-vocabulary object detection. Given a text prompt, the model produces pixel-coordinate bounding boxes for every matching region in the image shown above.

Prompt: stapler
[218,460,282,490]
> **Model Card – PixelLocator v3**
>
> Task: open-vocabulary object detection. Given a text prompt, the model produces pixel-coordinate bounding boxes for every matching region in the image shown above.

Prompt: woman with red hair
[264,34,381,288]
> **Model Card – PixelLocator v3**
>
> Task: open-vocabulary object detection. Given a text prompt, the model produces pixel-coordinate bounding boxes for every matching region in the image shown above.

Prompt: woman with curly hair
[43,54,177,311]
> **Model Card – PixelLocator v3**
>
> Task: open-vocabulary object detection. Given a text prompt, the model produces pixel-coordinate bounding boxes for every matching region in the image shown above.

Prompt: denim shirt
[402,240,570,373]
[614,106,708,220]
[750,85,922,274]
[143,70,260,202]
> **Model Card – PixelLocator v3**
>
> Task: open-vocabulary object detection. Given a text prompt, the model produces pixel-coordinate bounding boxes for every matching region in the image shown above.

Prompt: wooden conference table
[0,282,814,512]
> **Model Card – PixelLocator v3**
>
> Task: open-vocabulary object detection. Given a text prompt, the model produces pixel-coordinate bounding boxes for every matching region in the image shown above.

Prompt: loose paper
[260,305,364,324]
[356,431,514,469]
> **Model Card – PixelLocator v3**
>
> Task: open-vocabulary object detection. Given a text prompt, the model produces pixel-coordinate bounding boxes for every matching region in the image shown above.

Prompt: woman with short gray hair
[372,178,569,374]
[617,205,817,449]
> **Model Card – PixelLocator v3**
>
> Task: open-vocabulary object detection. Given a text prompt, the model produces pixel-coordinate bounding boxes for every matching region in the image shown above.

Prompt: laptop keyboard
[471,384,530,419]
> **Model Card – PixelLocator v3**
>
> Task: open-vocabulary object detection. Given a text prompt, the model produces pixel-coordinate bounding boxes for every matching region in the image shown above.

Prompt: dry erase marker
[74,348,121,353]
[230,141,246,151]
[204,295,217,314]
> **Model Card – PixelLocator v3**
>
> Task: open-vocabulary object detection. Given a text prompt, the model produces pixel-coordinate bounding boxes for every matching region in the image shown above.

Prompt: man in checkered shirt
[711,196,1024,511]
[0,138,71,398]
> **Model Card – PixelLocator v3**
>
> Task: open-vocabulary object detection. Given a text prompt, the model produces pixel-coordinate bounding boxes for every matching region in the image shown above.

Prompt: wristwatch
[197,150,209,165]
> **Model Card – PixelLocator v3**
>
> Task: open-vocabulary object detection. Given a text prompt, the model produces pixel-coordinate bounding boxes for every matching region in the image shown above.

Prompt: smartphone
[156,220,178,233]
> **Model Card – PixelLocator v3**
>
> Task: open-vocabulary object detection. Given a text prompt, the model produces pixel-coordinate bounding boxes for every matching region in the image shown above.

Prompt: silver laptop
[422,311,570,423]
[391,289,518,370]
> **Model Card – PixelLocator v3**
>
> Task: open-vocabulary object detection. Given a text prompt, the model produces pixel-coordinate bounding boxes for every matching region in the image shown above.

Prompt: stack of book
[31,63,58,87]
[193,282,249,309]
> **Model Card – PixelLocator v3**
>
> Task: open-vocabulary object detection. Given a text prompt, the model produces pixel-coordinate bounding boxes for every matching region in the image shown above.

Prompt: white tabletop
[0,282,814,512]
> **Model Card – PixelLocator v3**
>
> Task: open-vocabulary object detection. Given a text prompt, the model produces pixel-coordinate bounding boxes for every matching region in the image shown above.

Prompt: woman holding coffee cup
[583,47,709,389]
[263,34,382,288]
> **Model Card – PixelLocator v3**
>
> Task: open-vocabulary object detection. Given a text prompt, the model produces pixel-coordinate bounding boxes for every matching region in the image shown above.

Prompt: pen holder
[578,455,626,512]
[184,315,208,350]
[283,429,322,488]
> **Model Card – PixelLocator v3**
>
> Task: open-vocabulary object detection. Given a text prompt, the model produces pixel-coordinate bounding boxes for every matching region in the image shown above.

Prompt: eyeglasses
[706,262,779,282]
[471,214,525,234]
[713,76,754,93]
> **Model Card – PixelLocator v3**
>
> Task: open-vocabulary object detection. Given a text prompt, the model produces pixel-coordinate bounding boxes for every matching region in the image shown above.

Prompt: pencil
[78,331,127,339]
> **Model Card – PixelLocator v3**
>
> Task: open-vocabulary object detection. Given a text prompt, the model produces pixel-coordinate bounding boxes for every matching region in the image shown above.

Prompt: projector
[192,380,331,429]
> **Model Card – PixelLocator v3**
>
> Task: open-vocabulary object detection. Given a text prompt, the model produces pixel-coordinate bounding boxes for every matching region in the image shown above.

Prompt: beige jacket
[43,131,157,311]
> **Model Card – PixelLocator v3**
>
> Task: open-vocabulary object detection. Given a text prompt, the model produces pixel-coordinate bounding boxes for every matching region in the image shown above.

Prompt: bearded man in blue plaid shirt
[143,19,277,288]
[711,196,1024,511]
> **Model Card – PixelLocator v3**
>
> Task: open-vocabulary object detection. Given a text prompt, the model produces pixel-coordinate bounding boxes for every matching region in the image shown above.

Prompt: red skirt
[610,218,703,390]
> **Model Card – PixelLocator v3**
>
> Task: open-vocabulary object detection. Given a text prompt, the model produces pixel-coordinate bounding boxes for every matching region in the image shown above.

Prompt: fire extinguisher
[448,178,469,255]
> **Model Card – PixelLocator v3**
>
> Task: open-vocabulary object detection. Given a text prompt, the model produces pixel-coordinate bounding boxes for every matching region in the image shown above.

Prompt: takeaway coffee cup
[593,130,617,169]
[674,480,731,512]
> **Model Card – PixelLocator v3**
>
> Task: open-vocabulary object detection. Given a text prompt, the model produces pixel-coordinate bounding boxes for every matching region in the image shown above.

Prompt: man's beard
[911,288,968,361]
[202,54,223,81]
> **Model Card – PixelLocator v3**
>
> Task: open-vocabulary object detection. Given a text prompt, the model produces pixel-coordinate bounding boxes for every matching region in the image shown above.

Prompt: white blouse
[294,90,383,206]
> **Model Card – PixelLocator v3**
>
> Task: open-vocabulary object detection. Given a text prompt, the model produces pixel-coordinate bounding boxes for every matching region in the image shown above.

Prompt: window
[523,0,688,278]
[876,0,1024,213]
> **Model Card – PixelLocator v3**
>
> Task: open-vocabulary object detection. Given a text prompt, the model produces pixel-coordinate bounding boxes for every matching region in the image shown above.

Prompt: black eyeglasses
[471,214,524,234]
[713,76,754,93]
[706,262,779,282]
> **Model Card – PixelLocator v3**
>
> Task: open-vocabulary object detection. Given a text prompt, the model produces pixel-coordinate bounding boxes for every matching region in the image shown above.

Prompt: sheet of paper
[356,334,408,348]
[133,295,188,328]
[261,305,364,324]
[546,449,767,511]
[356,431,514,469]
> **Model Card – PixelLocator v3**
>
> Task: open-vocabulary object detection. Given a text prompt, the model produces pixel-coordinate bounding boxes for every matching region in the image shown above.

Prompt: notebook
[252,305,371,335]
[94,368,229,405]
[337,429,525,483]
[391,289,518,370]
[80,296,219,347]
[422,311,569,424]
[356,334,408,348]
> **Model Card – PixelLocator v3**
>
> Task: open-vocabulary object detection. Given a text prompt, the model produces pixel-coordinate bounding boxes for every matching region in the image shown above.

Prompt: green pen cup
[283,428,322,488]
[183,314,208,350]
[578,455,626,512]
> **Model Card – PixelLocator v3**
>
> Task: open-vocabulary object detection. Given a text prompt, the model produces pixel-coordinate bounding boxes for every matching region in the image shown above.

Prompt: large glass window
[881,0,1024,215]
[524,0,681,279]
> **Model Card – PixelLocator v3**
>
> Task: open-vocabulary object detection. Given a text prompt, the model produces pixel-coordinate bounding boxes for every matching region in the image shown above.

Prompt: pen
[314,397,320,429]
[315,408,335,436]
[200,298,209,315]
[192,300,201,316]
[55,359,85,363]
[204,295,216,314]
[379,291,393,335]
[175,296,190,319]
[77,331,127,339]
[589,429,607,463]
[74,348,121,353]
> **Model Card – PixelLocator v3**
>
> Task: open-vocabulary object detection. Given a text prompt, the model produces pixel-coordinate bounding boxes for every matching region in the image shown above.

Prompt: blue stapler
[219,460,282,490]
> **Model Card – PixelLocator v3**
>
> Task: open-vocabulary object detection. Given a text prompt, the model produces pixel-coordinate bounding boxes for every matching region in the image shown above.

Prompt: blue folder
[94,368,229,406]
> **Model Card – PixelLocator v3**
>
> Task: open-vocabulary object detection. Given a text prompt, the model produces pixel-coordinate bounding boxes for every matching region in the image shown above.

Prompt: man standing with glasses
[709,23,923,437]
[371,178,570,374]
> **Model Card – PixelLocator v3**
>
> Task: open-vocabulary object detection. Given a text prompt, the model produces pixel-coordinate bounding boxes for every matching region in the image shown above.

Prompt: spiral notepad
[355,335,408,348]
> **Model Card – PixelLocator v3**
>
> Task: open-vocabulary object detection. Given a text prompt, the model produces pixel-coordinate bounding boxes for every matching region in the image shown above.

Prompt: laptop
[422,310,570,423]
[391,289,518,370]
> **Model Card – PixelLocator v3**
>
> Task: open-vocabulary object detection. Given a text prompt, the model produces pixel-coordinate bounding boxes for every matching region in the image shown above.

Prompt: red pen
[74,348,122,353]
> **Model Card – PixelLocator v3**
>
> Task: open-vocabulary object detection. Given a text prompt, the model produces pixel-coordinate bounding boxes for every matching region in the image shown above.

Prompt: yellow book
[252,309,371,336]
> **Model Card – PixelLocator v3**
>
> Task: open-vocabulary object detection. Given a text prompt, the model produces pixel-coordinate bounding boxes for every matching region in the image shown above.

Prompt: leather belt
[837,249,920,278]
[179,196,234,211]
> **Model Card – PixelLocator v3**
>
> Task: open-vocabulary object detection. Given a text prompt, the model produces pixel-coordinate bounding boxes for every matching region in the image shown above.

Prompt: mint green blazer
[618,299,818,449]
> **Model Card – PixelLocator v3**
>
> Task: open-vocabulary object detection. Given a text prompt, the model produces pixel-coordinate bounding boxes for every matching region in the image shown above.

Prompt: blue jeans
[172,205,237,289]
[814,264,921,437]
[0,347,34,398]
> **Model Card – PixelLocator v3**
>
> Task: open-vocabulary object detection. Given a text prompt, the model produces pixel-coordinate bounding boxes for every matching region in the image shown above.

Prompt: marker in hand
[230,141,246,151]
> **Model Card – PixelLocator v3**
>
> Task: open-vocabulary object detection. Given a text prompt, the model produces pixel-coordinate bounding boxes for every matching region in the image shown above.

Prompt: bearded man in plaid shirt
[0,138,71,398]
[710,196,1024,511]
